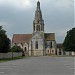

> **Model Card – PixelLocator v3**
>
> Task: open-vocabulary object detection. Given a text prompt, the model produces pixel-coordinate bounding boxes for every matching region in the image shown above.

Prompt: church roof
[12,33,55,44]
[45,33,55,41]
[57,43,63,48]
[12,34,32,44]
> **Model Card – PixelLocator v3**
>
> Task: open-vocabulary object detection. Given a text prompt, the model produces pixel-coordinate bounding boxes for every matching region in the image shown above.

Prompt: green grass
[0,56,26,63]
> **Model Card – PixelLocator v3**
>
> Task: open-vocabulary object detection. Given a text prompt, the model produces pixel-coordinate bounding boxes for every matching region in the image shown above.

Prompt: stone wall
[0,52,22,59]
[56,48,75,56]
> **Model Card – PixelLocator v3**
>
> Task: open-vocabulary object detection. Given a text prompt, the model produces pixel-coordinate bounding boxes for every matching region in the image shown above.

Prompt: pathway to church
[0,56,74,75]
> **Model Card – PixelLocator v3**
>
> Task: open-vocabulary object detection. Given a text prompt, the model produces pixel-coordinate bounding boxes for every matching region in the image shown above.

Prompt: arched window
[51,42,52,48]
[35,41,38,49]
[36,25,40,31]
[38,21,39,23]
[49,42,52,48]
[47,50,49,53]
[34,25,35,31]
[52,50,54,53]
[25,47,27,52]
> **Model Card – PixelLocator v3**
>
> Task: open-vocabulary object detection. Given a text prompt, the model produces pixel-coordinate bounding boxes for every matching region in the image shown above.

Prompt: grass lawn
[0,56,26,63]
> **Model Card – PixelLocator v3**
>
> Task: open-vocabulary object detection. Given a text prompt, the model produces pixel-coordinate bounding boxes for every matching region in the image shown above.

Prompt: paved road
[0,56,75,75]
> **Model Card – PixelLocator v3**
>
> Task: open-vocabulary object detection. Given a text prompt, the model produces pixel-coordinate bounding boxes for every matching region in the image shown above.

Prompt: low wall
[56,49,75,56]
[65,52,70,56]
[65,52,75,56]
[71,52,75,56]
[0,52,22,59]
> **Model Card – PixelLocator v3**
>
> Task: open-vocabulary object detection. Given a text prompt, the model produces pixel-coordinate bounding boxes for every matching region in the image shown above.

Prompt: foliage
[0,26,10,53]
[11,45,23,52]
[63,27,75,52]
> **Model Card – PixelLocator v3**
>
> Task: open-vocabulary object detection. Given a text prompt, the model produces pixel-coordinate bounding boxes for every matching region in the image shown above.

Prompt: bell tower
[33,1,44,36]
[31,1,45,56]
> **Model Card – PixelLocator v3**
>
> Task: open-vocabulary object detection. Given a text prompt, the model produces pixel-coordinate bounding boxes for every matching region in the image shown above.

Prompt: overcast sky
[0,0,74,43]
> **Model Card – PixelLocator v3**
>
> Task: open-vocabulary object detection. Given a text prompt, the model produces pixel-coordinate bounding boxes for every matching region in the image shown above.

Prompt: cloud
[54,0,73,8]
[0,0,73,10]
[0,0,34,10]
[0,0,74,43]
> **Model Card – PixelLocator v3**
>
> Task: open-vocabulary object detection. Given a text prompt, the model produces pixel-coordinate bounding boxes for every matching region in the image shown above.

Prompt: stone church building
[12,1,56,56]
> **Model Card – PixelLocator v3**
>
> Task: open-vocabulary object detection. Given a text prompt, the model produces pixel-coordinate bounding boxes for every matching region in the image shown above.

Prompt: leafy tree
[63,27,75,52]
[11,45,23,52]
[0,26,10,53]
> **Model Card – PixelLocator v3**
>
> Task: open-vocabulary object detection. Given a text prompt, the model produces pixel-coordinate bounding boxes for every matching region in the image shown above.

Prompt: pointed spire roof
[37,1,40,10]
[34,1,43,22]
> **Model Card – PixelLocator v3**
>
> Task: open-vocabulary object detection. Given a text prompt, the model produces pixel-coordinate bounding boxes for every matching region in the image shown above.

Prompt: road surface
[0,56,75,75]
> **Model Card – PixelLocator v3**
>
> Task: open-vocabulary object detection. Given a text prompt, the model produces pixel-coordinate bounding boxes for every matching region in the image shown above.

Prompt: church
[12,1,56,56]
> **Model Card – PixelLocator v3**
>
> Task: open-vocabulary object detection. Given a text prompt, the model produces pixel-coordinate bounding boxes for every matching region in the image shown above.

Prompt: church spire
[37,1,40,10]
[33,1,44,33]
[34,1,43,22]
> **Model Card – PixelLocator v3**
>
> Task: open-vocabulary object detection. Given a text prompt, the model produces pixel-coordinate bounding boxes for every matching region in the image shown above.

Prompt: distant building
[56,43,64,55]
[12,1,56,56]
[56,43,75,56]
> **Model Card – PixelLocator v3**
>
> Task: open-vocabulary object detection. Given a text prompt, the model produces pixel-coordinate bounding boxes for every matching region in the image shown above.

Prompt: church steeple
[33,1,44,33]
[34,1,43,22]
[37,1,40,11]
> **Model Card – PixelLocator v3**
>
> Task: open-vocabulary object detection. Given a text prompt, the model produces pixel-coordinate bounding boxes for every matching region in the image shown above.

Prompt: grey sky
[0,0,74,43]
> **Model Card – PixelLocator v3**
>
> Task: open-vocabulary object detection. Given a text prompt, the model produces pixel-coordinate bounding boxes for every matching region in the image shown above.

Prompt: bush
[11,46,23,52]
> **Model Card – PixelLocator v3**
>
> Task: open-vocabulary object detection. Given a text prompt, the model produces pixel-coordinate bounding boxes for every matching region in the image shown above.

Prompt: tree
[63,27,75,52]
[0,26,10,53]
[11,45,23,52]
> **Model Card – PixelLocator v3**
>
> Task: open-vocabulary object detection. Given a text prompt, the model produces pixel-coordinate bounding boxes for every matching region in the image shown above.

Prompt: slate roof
[45,33,55,41]
[57,43,63,48]
[12,34,32,44]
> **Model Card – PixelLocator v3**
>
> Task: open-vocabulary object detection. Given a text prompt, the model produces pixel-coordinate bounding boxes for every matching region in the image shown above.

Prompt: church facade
[12,1,56,56]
